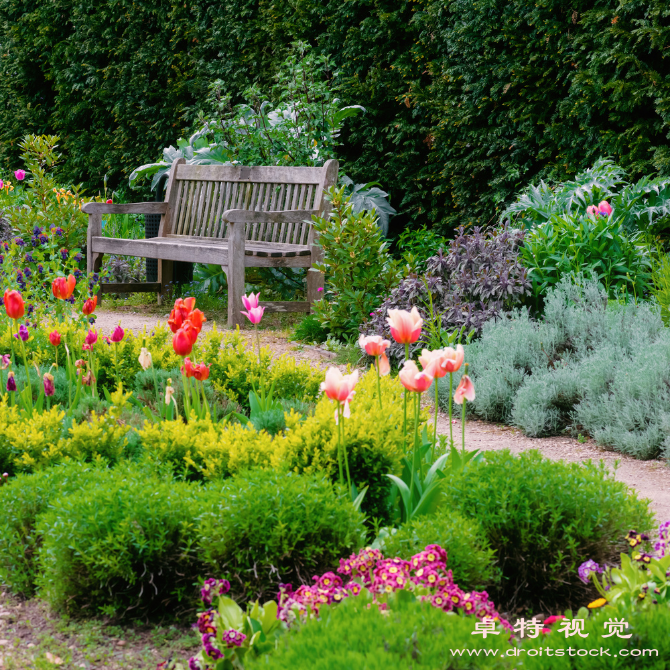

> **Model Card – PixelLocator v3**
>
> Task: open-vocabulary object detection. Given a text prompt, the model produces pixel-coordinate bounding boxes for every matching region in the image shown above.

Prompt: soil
[95,306,670,524]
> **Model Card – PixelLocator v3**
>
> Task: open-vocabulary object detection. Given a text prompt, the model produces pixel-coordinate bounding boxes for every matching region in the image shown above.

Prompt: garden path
[96,308,670,525]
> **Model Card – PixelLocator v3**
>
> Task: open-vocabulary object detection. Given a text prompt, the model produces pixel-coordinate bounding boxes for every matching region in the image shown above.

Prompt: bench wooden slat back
[167,163,330,245]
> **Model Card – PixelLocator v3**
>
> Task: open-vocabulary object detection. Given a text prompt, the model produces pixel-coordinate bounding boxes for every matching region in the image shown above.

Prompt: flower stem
[340,405,352,492]
[181,369,192,419]
[255,325,261,366]
[462,397,467,456]
[403,342,409,452]
[336,401,344,485]
[433,377,438,460]
[375,356,383,410]
[19,338,32,401]
[449,372,454,448]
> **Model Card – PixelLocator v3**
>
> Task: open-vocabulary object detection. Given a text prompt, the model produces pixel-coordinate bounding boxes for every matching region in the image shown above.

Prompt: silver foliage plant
[439,273,670,460]
[363,226,531,362]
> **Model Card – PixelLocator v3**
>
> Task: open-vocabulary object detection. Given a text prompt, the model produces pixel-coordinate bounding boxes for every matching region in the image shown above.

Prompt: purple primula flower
[188,658,202,670]
[200,578,230,605]
[25,252,34,263]
[39,235,48,244]
[24,267,32,278]
[37,264,43,274]
[74,252,83,262]
[13,237,25,247]
[55,227,64,237]
[221,629,246,648]
[202,633,223,660]
[578,559,603,584]
[14,324,29,342]
[32,226,42,236]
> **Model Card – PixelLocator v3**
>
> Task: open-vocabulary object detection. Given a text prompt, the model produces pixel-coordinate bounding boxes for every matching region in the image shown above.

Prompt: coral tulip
[4,290,24,319]
[82,295,97,316]
[358,334,391,375]
[399,360,434,393]
[453,375,475,404]
[242,293,260,310]
[173,328,193,356]
[387,307,423,345]
[51,275,76,300]
[43,373,55,397]
[138,347,152,370]
[49,331,61,346]
[321,367,358,420]
[242,305,265,325]
[110,325,124,342]
[598,200,613,216]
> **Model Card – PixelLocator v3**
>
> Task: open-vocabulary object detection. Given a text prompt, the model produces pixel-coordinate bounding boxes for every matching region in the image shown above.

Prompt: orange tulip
[399,360,434,393]
[168,297,197,333]
[4,290,24,320]
[173,328,193,356]
[194,362,210,381]
[187,309,207,333]
[453,375,475,404]
[51,275,76,300]
[386,307,423,345]
[82,295,97,316]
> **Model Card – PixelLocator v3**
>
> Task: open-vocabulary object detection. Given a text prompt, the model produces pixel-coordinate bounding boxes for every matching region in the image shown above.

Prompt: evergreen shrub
[443,450,654,611]
[375,509,498,591]
[0,462,109,596]
[198,470,366,602]
[36,470,213,618]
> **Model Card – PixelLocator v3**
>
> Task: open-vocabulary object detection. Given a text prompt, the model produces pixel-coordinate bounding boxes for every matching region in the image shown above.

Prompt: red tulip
[49,331,61,346]
[82,295,97,316]
[193,362,210,381]
[51,275,76,300]
[182,320,200,344]
[182,357,196,378]
[4,290,24,320]
[168,297,197,333]
[173,328,193,356]
[187,309,206,333]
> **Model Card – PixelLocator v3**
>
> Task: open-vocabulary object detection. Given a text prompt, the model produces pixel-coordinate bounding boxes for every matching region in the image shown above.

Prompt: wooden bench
[81,159,338,327]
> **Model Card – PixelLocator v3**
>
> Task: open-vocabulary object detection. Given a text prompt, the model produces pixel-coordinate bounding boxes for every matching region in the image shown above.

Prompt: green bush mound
[375,509,499,591]
[246,595,512,670]
[443,450,653,612]
[198,470,366,603]
[438,274,670,459]
[36,468,213,618]
[246,597,670,670]
[0,462,110,597]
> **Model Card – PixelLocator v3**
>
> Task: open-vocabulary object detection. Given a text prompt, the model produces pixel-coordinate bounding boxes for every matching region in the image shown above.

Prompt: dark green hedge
[0,0,668,231]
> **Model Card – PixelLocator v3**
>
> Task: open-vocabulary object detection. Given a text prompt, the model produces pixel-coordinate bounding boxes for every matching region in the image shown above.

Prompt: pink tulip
[399,360,434,393]
[110,325,124,342]
[241,293,260,310]
[242,305,265,325]
[0,180,3,189]
[419,345,464,378]
[386,307,423,345]
[14,170,25,181]
[359,335,391,376]
[453,375,475,404]
[586,205,598,218]
[598,200,613,216]
[84,330,98,346]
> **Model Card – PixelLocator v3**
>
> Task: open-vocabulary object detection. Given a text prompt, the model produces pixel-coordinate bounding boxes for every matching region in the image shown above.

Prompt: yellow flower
[587,598,607,609]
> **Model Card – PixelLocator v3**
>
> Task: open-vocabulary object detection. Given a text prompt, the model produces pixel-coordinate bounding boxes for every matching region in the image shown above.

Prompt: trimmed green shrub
[36,469,212,618]
[0,462,109,596]
[198,470,366,603]
[246,595,513,670]
[443,450,654,611]
[375,509,499,590]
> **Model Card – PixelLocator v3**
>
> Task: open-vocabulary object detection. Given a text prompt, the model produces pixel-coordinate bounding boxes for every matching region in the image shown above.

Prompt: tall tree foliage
[0,0,667,232]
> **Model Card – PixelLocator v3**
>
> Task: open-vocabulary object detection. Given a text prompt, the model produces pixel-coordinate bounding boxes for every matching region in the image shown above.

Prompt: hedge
[0,0,668,231]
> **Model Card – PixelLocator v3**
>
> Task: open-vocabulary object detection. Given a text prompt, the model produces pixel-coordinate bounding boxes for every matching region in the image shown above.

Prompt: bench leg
[227,223,246,329]
[158,260,174,307]
[306,248,324,308]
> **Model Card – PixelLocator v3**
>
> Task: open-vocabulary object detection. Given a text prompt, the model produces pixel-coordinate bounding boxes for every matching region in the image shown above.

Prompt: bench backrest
[162,159,338,245]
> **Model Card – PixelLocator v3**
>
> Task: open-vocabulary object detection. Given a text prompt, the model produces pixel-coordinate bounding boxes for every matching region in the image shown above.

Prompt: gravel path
[96,307,670,525]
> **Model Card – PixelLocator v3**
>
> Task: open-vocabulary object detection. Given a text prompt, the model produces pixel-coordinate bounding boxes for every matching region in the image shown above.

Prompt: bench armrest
[221,209,319,224]
[81,202,168,215]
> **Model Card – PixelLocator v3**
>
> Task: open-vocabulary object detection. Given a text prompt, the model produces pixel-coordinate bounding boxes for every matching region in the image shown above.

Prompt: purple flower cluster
[277,544,511,631]
[200,578,230,606]
[578,559,604,584]
[654,521,670,557]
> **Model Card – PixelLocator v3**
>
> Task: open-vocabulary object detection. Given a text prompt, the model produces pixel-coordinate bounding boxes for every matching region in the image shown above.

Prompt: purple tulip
[6,372,16,392]
[14,324,29,342]
[43,373,55,397]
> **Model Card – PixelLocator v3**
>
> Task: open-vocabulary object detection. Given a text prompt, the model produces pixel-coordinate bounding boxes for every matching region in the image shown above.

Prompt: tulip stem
[403,343,409,453]
[433,379,439,460]
[375,356,383,410]
[19,338,32,402]
[448,372,454,449]
[462,397,467,457]
[339,404,352,492]
[181,369,192,419]
[255,325,261,367]
[336,401,344,486]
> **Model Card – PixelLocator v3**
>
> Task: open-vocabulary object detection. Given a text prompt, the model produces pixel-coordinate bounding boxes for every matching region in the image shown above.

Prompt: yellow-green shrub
[139,418,279,480]
[277,369,426,524]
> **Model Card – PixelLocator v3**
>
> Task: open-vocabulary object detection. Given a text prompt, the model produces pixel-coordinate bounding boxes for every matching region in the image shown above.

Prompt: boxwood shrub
[443,450,654,611]
[375,509,499,591]
[198,470,366,603]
